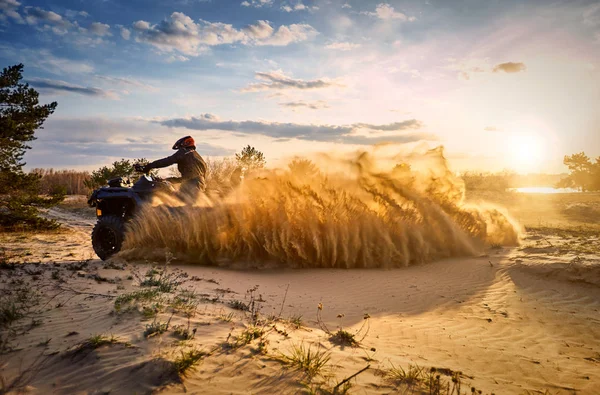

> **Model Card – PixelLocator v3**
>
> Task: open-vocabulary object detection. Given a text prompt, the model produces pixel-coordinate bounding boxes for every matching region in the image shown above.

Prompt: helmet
[173,136,195,150]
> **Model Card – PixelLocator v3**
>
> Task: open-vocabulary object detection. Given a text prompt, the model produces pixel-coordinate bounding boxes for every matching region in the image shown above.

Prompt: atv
[87,167,175,260]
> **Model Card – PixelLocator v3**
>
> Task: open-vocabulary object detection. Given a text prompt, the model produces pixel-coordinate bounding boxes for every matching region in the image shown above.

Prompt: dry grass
[31,168,91,195]
[279,342,331,379]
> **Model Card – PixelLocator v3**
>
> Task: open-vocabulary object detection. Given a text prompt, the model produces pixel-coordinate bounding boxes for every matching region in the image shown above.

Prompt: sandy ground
[1,197,600,394]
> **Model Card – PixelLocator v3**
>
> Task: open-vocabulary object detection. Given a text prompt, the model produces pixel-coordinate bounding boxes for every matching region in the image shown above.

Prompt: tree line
[556,152,600,192]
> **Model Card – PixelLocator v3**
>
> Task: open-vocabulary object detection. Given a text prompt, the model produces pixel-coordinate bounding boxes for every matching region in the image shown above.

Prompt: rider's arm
[145,150,184,171]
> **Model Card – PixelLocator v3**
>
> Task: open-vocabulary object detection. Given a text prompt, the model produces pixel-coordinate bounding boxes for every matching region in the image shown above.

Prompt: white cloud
[157,115,428,145]
[28,77,119,99]
[89,21,111,36]
[241,70,342,92]
[166,54,190,63]
[0,46,95,74]
[255,23,317,46]
[342,3,351,9]
[583,3,600,26]
[120,26,131,40]
[24,6,68,27]
[363,3,415,22]
[132,13,317,56]
[325,41,361,51]
[93,75,157,91]
[65,9,89,19]
[0,0,24,24]
[281,2,318,12]
[279,100,330,110]
[241,0,272,8]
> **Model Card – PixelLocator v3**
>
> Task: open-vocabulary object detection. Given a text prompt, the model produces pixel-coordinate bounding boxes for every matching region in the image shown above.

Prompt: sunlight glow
[506,121,548,173]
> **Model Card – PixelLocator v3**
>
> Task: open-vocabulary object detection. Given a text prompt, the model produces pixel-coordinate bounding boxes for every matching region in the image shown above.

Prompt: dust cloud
[120,147,520,268]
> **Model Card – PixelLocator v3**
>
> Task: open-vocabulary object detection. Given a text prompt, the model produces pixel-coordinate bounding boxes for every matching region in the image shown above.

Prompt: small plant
[172,324,196,340]
[229,300,249,311]
[279,342,331,379]
[1,287,41,328]
[385,363,424,387]
[114,288,161,312]
[144,320,169,338]
[173,347,206,375]
[217,312,235,322]
[381,364,471,395]
[170,289,199,318]
[236,325,264,347]
[140,265,184,293]
[86,334,120,349]
[289,313,303,328]
[317,304,370,347]
[330,329,358,347]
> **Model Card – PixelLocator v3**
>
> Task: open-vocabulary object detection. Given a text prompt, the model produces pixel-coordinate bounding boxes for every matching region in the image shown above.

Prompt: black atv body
[88,175,174,260]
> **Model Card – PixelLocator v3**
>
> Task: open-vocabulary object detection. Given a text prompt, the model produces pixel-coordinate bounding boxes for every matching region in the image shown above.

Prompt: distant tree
[288,158,319,179]
[84,158,154,190]
[0,64,62,230]
[557,152,599,191]
[235,145,265,172]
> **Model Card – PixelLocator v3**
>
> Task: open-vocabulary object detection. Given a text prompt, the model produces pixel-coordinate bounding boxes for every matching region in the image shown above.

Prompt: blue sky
[1,0,599,173]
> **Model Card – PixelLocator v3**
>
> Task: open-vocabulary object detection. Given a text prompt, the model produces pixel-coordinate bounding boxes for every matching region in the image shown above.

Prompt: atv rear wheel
[92,215,125,260]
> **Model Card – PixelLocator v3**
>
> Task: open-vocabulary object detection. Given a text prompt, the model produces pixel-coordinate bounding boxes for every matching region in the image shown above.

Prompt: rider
[141,136,207,203]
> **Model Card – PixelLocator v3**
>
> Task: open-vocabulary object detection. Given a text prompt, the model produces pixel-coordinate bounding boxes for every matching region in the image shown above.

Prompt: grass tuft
[279,342,331,379]
[173,348,206,375]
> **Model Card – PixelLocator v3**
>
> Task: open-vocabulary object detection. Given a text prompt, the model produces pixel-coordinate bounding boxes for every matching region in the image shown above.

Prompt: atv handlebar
[134,163,148,174]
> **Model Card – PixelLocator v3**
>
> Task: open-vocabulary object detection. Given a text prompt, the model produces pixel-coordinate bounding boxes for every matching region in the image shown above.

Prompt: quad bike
[87,166,175,260]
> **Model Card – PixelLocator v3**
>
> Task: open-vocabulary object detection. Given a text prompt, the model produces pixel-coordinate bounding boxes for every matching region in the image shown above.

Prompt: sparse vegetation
[173,347,206,375]
[0,286,41,328]
[114,288,162,312]
[144,319,170,338]
[279,342,331,380]
[288,313,303,329]
[381,364,477,395]
[229,299,249,311]
[317,304,370,347]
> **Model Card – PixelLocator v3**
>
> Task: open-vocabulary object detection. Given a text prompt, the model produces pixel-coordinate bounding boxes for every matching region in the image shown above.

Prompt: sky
[1,0,599,174]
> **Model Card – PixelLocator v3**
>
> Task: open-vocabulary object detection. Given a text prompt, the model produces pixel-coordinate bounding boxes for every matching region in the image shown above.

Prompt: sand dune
[1,206,599,394]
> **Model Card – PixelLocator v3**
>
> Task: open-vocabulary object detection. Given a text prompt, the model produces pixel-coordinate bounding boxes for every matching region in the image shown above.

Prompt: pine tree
[0,64,61,230]
[235,145,266,171]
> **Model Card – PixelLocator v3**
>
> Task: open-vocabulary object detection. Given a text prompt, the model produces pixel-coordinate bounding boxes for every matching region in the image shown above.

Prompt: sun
[507,132,545,173]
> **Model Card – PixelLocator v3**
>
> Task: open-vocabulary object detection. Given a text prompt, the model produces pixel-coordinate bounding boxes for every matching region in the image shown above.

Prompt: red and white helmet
[172,136,195,150]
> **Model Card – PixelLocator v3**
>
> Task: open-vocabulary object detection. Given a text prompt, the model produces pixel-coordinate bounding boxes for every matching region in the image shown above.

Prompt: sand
[1,200,599,394]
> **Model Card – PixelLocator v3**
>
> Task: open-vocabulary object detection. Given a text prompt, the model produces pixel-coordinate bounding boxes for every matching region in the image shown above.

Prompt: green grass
[173,348,206,375]
[381,364,477,395]
[288,313,303,328]
[0,287,41,329]
[279,343,331,379]
[86,334,120,348]
[172,324,195,340]
[144,321,169,338]
[236,326,264,347]
[114,288,162,312]
[330,330,359,347]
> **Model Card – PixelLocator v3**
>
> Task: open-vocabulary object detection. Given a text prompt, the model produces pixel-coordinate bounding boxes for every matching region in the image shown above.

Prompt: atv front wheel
[92,215,125,260]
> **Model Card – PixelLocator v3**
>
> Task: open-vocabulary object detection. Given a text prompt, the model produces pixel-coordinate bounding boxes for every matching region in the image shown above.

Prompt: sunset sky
[1,0,599,174]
